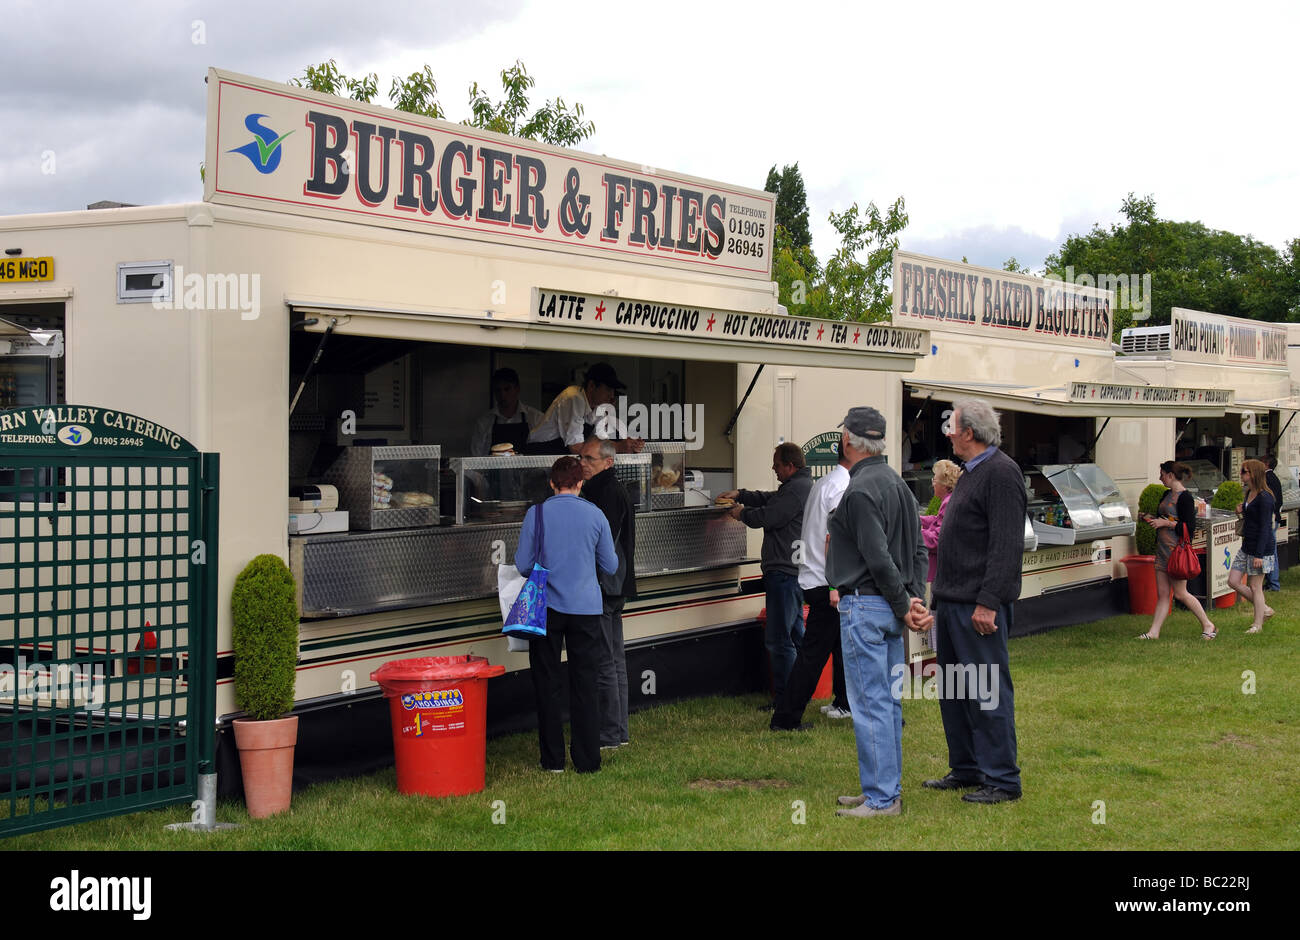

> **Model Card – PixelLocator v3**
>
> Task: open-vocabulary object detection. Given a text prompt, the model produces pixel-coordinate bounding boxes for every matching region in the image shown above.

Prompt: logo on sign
[57,425,92,446]
[228,114,293,174]
[401,689,464,710]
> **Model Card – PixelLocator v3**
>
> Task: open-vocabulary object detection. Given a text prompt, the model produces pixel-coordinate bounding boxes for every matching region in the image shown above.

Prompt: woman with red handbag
[1137,461,1217,640]
[1227,459,1277,634]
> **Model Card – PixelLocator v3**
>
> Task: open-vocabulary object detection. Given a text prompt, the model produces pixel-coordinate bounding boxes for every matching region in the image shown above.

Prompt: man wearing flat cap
[527,362,645,455]
[827,406,932,818]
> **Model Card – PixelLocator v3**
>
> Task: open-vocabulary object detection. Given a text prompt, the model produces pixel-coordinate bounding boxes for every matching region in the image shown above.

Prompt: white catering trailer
[0,69,929,782]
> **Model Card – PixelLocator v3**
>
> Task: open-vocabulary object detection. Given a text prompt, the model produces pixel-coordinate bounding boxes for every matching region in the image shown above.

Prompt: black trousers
[528,608,604,772]
[934,601,1021,794]
[771,585,848,729]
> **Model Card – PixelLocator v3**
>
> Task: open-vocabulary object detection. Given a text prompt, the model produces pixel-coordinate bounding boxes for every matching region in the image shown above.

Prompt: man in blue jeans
[825,408,932,818]
[721,443,813,708]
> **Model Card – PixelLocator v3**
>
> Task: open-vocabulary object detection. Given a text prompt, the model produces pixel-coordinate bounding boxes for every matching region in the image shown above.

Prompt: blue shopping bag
[502,502,548,640]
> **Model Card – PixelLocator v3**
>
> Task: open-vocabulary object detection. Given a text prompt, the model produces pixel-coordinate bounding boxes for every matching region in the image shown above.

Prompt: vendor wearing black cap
[470,367,546,456]
[526,362,645,455]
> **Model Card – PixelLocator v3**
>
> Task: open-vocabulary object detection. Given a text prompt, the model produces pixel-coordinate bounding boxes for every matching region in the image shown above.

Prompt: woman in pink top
[920,460,962,584]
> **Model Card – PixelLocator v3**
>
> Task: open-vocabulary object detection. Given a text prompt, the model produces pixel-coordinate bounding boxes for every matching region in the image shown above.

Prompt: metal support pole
[165,772,238,832]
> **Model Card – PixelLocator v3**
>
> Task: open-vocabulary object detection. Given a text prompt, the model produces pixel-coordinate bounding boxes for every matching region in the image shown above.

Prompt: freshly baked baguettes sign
[891,251,1114,350]
[205,68,774,279]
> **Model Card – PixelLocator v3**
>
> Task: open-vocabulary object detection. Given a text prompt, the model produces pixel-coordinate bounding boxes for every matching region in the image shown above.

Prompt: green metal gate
[1,406,218,836]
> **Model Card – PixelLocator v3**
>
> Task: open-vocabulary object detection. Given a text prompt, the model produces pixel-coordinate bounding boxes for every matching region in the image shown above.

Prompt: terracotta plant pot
[233,715,299,818]
[1120,555,1168,616]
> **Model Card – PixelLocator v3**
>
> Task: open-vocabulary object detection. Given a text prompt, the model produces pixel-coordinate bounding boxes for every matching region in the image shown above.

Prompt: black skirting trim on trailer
[214,619,768,798]
[0,718,185,799]
[1010,579,1129,637]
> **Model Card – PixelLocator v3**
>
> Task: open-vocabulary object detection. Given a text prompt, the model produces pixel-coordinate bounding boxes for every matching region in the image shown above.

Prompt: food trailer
[0,69,929,783]
[1118,310,1300,567]
[883,253,1237,636]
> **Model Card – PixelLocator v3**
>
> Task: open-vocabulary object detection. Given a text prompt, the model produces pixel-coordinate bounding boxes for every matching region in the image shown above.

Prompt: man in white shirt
[526,362,644,455]
[470,368,545,456]
[770,448,852,731]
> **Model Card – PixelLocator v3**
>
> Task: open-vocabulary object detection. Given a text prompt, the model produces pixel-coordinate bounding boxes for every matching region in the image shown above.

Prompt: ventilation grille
[1120,327,1171,355]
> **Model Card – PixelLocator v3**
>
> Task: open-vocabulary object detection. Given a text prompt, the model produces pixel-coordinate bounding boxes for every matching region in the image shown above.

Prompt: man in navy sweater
[926,398,1025,804]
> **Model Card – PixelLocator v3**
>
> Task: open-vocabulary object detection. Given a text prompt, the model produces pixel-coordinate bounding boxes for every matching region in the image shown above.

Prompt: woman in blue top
[516,455,618,772]
[1228,458,1277,634]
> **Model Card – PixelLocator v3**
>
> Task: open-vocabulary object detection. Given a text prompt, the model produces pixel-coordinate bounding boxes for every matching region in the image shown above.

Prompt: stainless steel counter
[290,505,751,618]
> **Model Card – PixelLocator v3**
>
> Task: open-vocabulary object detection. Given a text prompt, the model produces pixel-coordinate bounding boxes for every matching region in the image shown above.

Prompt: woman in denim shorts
[1228,459,1277,634]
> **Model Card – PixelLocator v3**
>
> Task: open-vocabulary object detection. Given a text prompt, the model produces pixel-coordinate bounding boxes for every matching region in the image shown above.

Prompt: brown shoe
[837,794,866,807]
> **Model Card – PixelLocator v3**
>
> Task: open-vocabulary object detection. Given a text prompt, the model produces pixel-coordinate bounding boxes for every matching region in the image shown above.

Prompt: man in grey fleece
[926,397,1025,804]
[827,407,932,818]
[720,443,813,706]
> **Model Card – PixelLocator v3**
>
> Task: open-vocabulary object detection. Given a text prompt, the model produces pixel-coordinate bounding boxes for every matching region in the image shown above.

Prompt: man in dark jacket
[927,397,1026,805]
[580,437,638,748]
[1265,455,1283,591]
[720,443,813,706]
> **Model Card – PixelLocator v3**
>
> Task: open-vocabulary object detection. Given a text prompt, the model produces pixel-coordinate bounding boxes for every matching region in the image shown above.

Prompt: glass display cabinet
[1026,464,1135,546]
[448,453,651,525]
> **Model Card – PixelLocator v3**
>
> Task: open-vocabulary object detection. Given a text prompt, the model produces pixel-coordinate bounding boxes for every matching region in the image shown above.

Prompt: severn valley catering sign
[1068,382,1233,406]
[1171,308,1288,368]
[205,69,774,279]
[0,406,196,455]
[532,289,928,357]
[891,251,1113,350]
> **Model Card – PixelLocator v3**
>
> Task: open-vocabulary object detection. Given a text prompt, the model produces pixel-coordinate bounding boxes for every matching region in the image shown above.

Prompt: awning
[289,296,929,373]
[905,379,1231,418]
[1226,396,1300,414]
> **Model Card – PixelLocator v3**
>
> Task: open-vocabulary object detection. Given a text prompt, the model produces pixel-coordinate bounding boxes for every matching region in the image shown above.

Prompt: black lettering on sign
[658,185,679,252]
[512,155,548,230]
[440,141,477,220]
[305,111,350,197]
[628,179,658,248]
[476,147,514,225]
[601,174,631,242]
[395,130,437,214]
[351,121,398,207]
[703,195,725,259]
[678,189,704,255]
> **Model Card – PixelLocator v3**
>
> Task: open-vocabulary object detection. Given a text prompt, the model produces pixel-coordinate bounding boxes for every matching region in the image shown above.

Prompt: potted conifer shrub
[231,554,300,818]
[1121,483,1169,615]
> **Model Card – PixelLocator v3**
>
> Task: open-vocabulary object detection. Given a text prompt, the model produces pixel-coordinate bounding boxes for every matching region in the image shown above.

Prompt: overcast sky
[2,0,1296,271]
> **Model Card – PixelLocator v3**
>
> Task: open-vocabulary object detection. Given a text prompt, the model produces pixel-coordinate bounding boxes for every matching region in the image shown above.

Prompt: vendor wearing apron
[526,362,645,455]
[471,367,545,456]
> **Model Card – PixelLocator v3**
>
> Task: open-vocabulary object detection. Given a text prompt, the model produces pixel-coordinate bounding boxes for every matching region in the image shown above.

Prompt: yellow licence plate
[0,257,54,283]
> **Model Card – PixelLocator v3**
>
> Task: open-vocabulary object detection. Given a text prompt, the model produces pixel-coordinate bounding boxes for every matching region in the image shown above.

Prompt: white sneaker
[824,706,852,720]
[819,704,832,714]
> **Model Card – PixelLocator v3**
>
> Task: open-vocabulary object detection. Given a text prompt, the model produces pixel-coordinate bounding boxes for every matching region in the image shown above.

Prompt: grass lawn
[4,571,1297,851]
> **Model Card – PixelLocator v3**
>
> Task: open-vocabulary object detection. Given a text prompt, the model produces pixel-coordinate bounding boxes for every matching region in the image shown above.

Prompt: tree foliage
[821,196,909,323]
[1044,194,1300,333]
[764,163,812,253]
[769,181,908,323]
[290,58,594,148]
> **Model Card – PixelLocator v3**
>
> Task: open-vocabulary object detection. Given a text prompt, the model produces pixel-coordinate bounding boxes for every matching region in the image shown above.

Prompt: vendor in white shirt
[471,368,546,456]
[526,362,645,455]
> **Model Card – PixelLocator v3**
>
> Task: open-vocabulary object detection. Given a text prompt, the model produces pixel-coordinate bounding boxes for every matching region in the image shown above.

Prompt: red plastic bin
[371,655,505,797]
